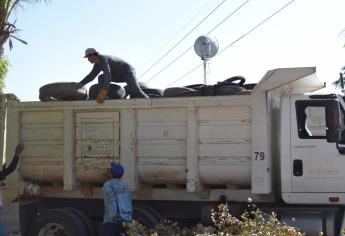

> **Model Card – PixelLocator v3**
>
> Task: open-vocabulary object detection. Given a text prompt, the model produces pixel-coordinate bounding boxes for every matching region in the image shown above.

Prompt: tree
[0,0,48,58]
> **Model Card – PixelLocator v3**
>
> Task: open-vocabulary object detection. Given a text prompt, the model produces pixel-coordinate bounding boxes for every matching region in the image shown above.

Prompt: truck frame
[1,67,345,235]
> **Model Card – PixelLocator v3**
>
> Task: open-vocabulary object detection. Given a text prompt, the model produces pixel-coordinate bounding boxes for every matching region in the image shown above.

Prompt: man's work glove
[96,89,108,103]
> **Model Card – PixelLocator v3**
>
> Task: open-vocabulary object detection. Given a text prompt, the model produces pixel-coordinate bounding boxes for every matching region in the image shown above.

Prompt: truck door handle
[293,159,303,176]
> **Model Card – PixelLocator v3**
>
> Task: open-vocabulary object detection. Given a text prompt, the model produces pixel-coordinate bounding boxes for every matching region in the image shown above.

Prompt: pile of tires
[124,82,163,98]
[39,82,87,101]
[163,76,257,97]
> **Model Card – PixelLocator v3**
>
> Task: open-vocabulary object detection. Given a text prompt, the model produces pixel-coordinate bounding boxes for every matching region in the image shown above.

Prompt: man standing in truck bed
[79,48,148,103]
[101,162,132,236]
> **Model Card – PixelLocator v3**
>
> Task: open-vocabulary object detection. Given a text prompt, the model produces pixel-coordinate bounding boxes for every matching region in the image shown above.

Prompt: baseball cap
[110,162,124,178]
[84,48,98,58]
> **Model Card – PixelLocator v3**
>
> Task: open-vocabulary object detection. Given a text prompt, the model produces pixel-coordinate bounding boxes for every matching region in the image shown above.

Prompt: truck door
[290,96,345,192]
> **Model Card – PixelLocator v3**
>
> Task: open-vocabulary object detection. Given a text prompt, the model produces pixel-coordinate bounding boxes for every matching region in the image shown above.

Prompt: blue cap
[110,162,124,178]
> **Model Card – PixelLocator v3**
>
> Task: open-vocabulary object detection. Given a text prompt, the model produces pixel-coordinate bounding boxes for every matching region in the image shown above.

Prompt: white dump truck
[1,67,345,235]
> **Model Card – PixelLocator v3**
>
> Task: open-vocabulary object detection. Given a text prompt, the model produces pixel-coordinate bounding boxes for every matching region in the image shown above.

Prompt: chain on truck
[1,67,345,235]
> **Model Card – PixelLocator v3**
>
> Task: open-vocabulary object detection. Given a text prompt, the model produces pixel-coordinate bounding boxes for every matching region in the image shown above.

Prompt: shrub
[125,201,305,236]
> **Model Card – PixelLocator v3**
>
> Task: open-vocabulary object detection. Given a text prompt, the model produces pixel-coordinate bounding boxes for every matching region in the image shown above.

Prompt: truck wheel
[28,208,87,236]
[62,207,96,236]
[133,206,160,228]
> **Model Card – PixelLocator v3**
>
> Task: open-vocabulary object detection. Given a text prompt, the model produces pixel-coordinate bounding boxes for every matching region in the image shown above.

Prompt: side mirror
[325,100,342,143]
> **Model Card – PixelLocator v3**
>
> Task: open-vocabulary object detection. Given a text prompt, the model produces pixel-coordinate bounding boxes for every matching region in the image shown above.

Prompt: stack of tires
[163,76,256,97]
[38,76,255,102]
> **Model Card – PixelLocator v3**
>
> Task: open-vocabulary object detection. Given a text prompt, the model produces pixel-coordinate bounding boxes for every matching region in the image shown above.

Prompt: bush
[125,201,305,236]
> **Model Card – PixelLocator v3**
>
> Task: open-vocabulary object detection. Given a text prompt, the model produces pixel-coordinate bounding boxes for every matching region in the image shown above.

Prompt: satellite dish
[194,35,219,59]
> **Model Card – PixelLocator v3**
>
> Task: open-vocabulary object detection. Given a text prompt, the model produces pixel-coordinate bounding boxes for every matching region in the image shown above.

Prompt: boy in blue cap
[100,162,132,236]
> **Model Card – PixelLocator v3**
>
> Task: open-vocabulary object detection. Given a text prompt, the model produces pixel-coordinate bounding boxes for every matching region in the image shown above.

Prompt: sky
[3,0,345,101]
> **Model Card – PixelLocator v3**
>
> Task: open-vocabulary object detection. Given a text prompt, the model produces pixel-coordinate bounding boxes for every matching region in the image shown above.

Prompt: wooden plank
[137,125,186,140]
[120,109,138,190]
[198,106,251,121]
[137,143,186,158]
[21,111,64,124]
[64,110,76,190]
[186,105,201,192]
[199,143,251,157]
[199,124,250,140]
[137,108,186,122]
[21,127,64,141]
[76,111,119,123]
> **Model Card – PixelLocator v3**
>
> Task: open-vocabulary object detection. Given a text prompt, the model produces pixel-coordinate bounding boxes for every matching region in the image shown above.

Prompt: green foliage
[0,0,49,56]
[0,58,8,91]
[125,202,305,236]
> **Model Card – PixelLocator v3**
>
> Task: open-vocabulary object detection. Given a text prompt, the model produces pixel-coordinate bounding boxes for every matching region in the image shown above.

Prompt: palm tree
[0,0,48,58]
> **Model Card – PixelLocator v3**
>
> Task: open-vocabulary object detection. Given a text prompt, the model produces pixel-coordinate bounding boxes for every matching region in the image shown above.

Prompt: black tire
[62,207,96,236]
[184,84,205,90]
[135,205,163,224]
[215,85,245,95]
[28,208,87,236]
[39,82,87,101]
[142,88,163,97]
[223,76,246,86]
[243,83,257,90]
[133,206,160,228]
[163,87,196,97]
[237,90,252,95]
[88,83,125,100]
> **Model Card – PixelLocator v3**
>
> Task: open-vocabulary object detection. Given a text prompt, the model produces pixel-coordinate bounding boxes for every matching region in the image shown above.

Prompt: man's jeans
[98,72,148,98]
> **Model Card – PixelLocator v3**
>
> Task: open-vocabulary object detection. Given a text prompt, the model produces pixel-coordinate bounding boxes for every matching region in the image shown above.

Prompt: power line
[138,0,227,79]
[145,0,250,84]
[137,0,217,71]
[168,0,297,87]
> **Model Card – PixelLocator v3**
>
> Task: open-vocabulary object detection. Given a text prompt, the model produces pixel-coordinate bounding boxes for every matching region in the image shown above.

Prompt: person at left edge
[0,143,24,236]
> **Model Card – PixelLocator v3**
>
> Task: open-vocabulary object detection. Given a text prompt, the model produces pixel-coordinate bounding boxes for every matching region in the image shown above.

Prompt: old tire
[133,206,160,228]
[39,82,87,101]
[62,207,96,236]
[215,85,245,95]
[88,83,125,100]
[222,76,246,86]
[28,208,87,236]
[243,83,257,90]
[142,88,163,98]
[163,87,196,97]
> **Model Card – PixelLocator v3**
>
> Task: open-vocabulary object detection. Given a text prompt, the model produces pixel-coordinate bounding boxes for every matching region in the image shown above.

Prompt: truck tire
[62,207,96,236]
[215,85,245,95]
[142,88,163,98]
[133,206,160,228]
[243,83,257,90]
[28,208,87,236]
[39,82,87,101]
[163,87,200,97]
[88,84,125,100]
[222,76,246,86]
